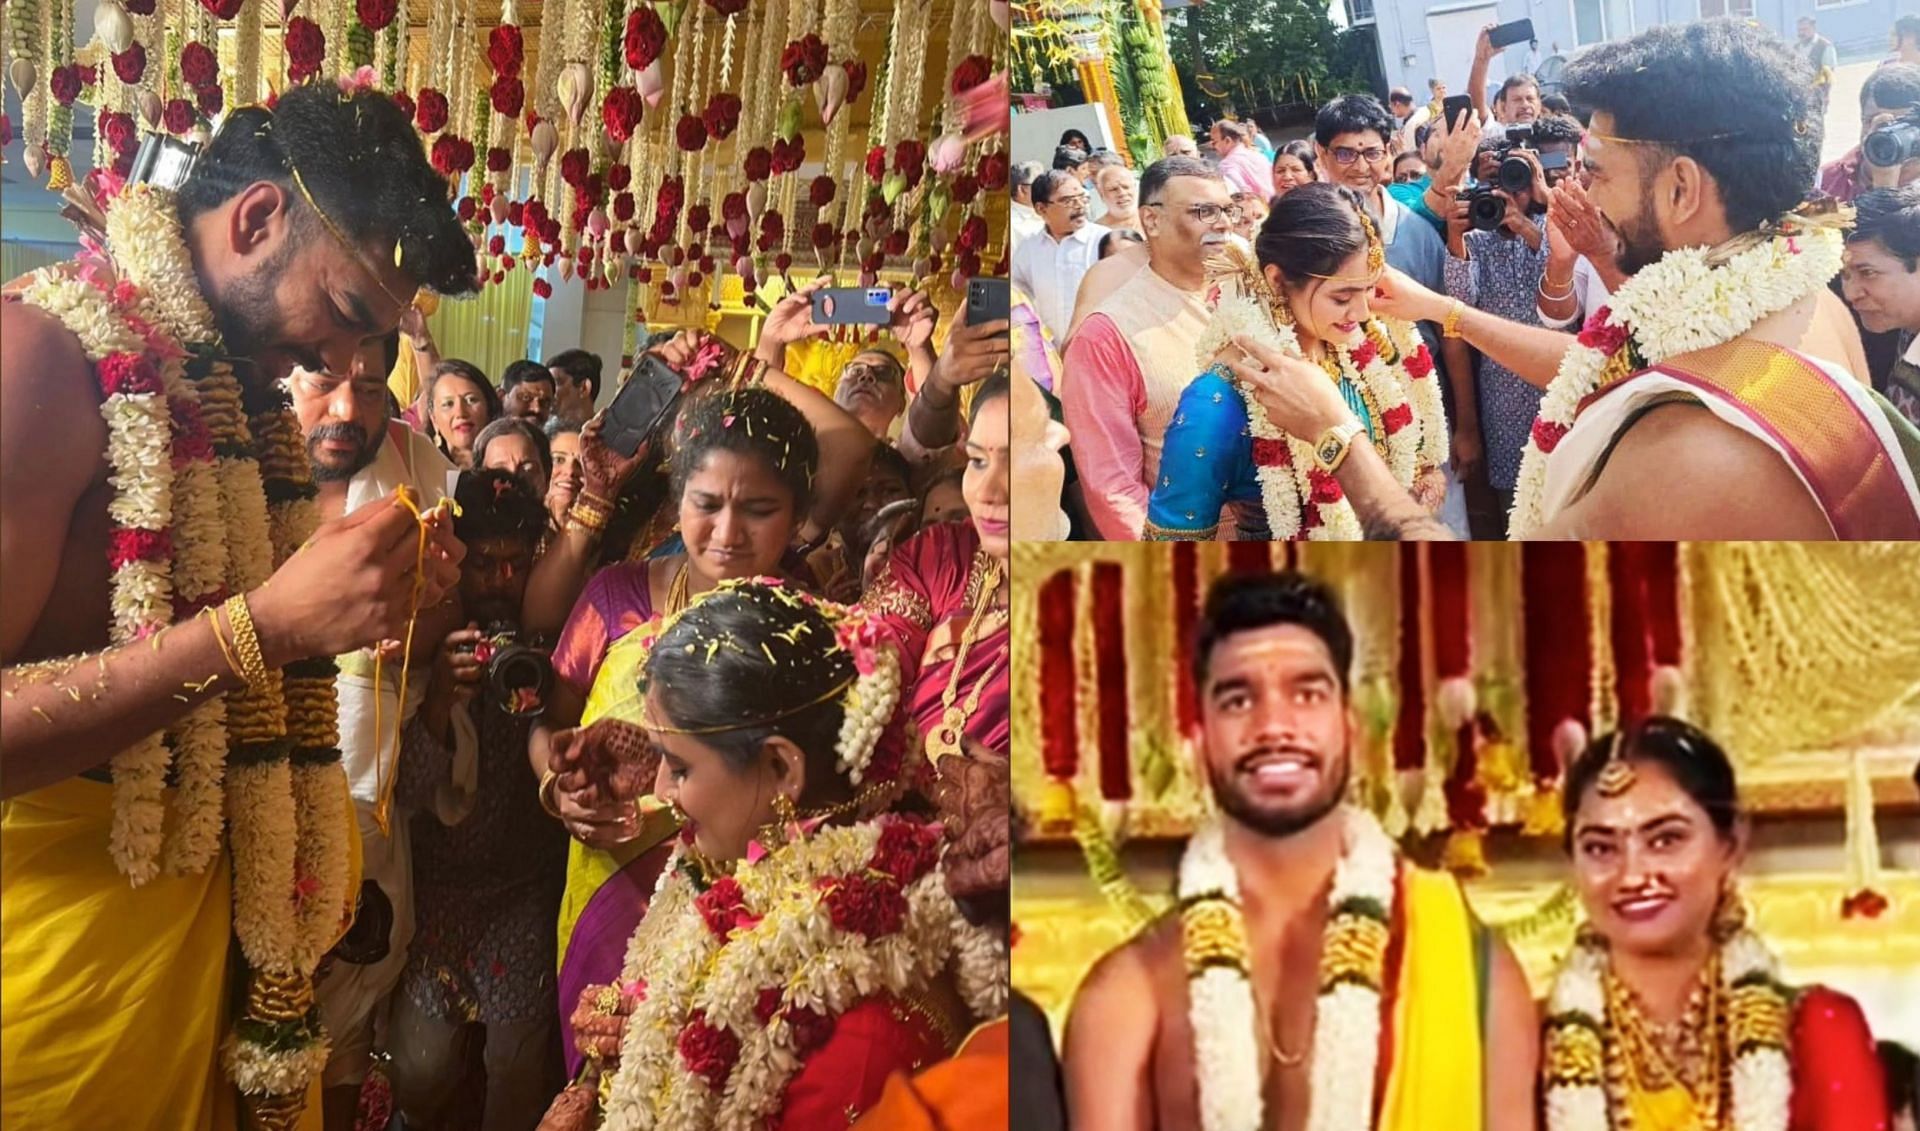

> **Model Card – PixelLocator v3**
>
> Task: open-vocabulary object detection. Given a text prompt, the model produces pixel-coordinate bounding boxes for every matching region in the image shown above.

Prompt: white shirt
[1087,180,1109,223]
[1009,200,1045,254]
[1010,221,1110,343]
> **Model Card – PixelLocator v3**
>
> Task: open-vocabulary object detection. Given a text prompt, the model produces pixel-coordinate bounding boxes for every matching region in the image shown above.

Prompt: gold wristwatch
[1314,420,1365,474]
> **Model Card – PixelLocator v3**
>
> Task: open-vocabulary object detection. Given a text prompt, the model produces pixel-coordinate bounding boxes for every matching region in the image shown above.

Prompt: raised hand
[932,741,1010,903]
[549,717,660,807]
[1371,266,1449,325]
[887,288,938,354]
[573,415,650,503]
[755,277,835,360]
[1546,179,1618,267]
[929,315,1011,392]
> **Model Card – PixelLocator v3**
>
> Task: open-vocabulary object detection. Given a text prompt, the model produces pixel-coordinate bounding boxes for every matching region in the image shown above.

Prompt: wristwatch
[1314,420,1365,474]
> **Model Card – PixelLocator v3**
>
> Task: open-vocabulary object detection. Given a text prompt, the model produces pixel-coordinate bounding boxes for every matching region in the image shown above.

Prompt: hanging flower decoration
[355,0,397,31]
[780,34,829,87]
[771,137,805,174]
[704,0,748,15]
[701,92,740,141]
[809,175,836,208]
[486,146,511,173]
[490,76,524,118]
[285,17,326,84]
[865,146,887,181]
[743,146,772,183]
[163,98,196,135]
[894,139,927,189]
[602,86,644,144]
[673,113,708,154]
[197,85,224,118]
[50,66,84,108]
[844,60,869,106]
[533,277,552,298]
[414,87,449,134]
[198,0,242,18]
[951,54,992,96]
[111,43,148,85]
[623,7,668,72]
[429,134,475,178]
[559,147,591,189]
[608,164,632,192]
[979,152,1009,190]
[486,24,523,77]
[98,110,139,177]
[0,116,11,150]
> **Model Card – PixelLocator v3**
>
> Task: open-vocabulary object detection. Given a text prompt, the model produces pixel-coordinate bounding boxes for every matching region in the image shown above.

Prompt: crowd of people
[1012,13,1920,543]
[0,79,1014,1131]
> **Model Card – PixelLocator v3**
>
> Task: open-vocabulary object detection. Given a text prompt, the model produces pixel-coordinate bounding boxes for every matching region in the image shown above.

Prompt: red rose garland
[355,0,397,31]
[623,8,667,72]
[602,86,643,143]
[50,66,84,107]
[780,34,829,87]
[700,93,740,141]
[414,88,449,134]
[743,146,772,182]
[951,54,992,95]
[674,113,707,153]
[429,135,475,178]
[198,0,242,17]
[486,24,523,78]
[285,17,326,84]
[676,1013,740,1090]
[197,86,223,117]
[163,98,196,135]
[490,77,524,118]
[112,43,148,85]
[844,60,869,105]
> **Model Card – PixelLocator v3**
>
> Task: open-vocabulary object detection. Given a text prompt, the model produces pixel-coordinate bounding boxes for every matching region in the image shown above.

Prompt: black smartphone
[1487,18,1535,50]
[966,277,1010,327]
[1442,94,1476,132]
[812,286,894,326]
[600,353,686,459]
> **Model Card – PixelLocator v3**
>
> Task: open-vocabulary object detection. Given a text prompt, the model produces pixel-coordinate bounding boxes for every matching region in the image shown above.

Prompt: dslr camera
[1457,124,1563,232]
[1864,108,1920,170]
[467,622,554,717]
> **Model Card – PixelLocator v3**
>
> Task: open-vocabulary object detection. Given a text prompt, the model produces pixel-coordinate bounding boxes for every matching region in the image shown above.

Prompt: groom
[1062,572,1537,1131]
[1233,19,1920,541]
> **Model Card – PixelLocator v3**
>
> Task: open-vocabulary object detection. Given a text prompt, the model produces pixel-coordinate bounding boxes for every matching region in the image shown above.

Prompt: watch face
[1318,437,1342,464]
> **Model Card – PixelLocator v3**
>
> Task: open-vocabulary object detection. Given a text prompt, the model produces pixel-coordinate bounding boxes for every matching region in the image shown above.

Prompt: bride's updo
[1254,181,1373,285]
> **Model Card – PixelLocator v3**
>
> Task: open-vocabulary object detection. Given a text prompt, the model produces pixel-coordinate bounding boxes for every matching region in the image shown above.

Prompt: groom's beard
[1607,192,1667,278]
[210,243,295,365]
[1206,746,1351,839]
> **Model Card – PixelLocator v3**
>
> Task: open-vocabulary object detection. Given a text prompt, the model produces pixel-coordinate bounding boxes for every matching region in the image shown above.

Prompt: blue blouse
[1145,365,1377,541]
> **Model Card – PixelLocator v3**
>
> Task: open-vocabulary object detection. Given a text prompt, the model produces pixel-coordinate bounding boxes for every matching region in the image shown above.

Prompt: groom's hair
[1562,18,1820,234]
[1192,572,1353,693]
[1849,185,1920,272]
[177,83,478,297]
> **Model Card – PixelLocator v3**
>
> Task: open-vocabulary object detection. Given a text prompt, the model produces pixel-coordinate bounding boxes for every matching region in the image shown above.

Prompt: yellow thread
[370,486,440,837]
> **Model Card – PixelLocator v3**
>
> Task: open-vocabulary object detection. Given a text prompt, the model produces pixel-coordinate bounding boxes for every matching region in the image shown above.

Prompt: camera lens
[1863,120,1920,169]
[1497,155,1535,194]
[1468,189,1508,231]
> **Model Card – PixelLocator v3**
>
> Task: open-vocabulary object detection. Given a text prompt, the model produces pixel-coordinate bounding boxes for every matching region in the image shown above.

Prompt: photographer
[1841,185,1920,428]
[1820,64,1920,203]
[387,469,568,1131]
[1442,114,1583,535]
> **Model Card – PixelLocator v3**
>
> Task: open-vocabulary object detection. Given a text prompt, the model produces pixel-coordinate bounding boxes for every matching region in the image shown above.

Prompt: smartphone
[966,276,1010,327]
[600,353,686,459]
[1487,18,1535,50]
[812,286,894,326]
[1442,94,1476,133]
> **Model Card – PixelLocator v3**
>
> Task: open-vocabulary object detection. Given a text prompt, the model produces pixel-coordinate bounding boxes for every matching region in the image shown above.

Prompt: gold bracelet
[203,606,246,686]
[1442,300,1467,339]
[577,489,616,511]
[567,501,610,531]
[1538,275,1575,301]
[539,769,562,818]
[222,594,270,691]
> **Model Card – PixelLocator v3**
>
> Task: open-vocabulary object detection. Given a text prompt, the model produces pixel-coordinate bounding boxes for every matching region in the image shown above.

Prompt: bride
[535,580,1004,1130]
[1544,717,1889,1131]
[1144,182,1453,540]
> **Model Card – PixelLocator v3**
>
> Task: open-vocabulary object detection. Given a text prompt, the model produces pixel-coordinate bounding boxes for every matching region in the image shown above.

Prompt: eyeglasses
[1143,201,1243,225]
[1331,145,1390,166]
[1393,169,1426,184]
[1046,192,1089,208]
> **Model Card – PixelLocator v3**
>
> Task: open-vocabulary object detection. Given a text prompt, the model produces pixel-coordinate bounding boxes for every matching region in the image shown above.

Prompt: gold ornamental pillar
[1068,26,1134,166]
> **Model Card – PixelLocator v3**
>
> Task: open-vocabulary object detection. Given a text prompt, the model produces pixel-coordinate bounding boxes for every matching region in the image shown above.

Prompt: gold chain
[926,552,1006,763]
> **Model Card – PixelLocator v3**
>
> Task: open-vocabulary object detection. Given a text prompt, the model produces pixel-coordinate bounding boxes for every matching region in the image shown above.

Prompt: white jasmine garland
[1543,927,1792,1131]
[107,184,224,347]
[163,700,229,876]
[603,818,995,1131]
[223,1033,331,1096]
[226,758,300,969]
[1178,808,1399,1131]
[836,645,902,784]
[1509,225,1844,537]
[291,761,352,967]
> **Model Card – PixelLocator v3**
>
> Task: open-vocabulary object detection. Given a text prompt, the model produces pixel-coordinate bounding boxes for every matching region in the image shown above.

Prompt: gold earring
[1710,877,1747,942]
[758,793,802,849]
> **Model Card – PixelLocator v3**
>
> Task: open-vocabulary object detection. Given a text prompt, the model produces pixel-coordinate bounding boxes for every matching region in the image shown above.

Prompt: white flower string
[1544,926,1793,1131]
[1177,808,1399,1131]
[1509,222,1845,537]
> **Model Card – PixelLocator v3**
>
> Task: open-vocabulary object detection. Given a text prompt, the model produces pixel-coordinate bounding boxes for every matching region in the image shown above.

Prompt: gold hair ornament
[1595,731,1637,798]
[1307,203,1386,283]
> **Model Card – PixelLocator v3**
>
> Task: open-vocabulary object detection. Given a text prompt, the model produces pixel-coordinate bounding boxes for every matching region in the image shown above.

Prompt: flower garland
[1543,927,1792,1131]
[16,184,350,1128]
[1176,807,1399,1131]
[600,816,1003,1131]
[1508,220,1845,538]
[1192,294,1443,541]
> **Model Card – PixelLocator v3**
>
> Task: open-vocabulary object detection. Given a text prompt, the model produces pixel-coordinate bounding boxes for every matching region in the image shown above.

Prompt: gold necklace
[1605,956,1726,1130]
[926,552,1007,762]
[665,556,694,615]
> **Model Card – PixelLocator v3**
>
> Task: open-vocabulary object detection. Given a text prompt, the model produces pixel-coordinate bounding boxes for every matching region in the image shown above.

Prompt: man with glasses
[1060,156,1228,539]
[832,349,911,440]
[1209,119,1273,200]
[1011,169,1110,343]
[1314,94,1449,295]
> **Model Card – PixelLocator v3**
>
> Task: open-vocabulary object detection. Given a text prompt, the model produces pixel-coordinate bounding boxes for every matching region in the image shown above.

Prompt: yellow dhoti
[1379,866,1488,1131]
[2,777,355,1130]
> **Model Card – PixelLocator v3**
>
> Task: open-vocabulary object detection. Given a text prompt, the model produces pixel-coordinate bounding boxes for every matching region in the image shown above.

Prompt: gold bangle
[577,489,616,511]
[567,502,610,531]
[223,594,270,691]
[1442,300,1467,339]
[539,769,562,818]
[204,606,246,686]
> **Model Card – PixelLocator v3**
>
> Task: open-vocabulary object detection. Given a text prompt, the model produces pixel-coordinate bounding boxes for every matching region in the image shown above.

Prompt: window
[1570,0,1631,45]
[1699,0,1754,14]
[1345,0,1376,24]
